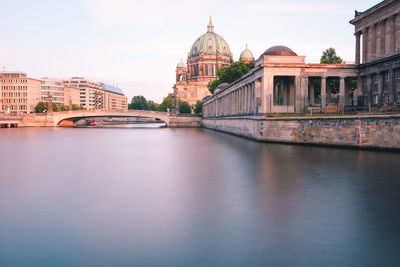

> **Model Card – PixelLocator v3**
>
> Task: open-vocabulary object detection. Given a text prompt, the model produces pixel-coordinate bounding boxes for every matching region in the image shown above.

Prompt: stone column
[310,80,315,105]
[355,32,361,65]
[294,76,302,113]
[396,14,400,53]
[381,20,386,57]
[390,69,396,105]
[339,77,345,106]
[321,77,327,109]
[362,29,369,63]
[385,18,391,56]
[390,15,396,55]
[355,76,362,106]
[368,25,375,60]
[377,72,383,105]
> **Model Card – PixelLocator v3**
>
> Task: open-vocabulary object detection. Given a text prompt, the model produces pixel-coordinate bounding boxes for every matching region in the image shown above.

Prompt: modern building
[63,77,104,110]
[203,46,358,117]
[350,0,400,106]
[41,77,65,106]
[101,83,128,110]
[63,86,81,108]
[174,17,237,105]
[0,71,41,114]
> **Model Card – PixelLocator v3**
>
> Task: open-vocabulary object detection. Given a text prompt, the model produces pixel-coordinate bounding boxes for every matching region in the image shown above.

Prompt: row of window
[2,92,28,97]
[1,86,28,90]
[1,79,28,84]
[364,70,400,85]
[372,92,400,105]
[2,99,27,104]
[1,105,27,110]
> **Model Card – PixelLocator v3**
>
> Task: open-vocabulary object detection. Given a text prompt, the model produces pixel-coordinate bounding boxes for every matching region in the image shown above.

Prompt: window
[384,93,389,104]
[373,74,379,84]
[385,72,390,81]
[373,95,379,105]
[398,70,400,80]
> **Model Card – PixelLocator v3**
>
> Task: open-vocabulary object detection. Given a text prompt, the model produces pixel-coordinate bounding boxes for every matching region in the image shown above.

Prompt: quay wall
[202,115,400,150]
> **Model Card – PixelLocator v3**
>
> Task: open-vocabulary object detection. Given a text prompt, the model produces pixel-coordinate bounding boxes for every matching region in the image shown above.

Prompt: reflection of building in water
[174,17,255,106]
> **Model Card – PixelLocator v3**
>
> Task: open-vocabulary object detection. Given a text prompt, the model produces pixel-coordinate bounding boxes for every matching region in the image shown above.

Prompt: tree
[208,61,255,94]
[147,100,159,111]
[60,104,69,111]
[34,101,60,113]
[194,100,202,114]
[35,102,47,113]
[158,94,173,112]
[129,95,148,110]
[320,48,343,64]
[179,101,191,113]
[72,104,85,110]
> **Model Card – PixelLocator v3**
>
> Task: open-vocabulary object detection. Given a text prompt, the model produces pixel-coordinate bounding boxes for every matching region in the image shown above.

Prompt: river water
[0,127,399,267]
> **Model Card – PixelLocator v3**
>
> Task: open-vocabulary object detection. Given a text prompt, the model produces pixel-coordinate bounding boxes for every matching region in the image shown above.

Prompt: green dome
[189,20,232,58]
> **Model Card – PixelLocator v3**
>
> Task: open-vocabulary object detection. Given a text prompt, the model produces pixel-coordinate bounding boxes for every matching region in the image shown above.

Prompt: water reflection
[0,128,399,266]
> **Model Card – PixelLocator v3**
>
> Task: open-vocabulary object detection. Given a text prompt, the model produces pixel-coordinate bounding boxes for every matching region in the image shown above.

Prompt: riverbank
[202,114,400,151]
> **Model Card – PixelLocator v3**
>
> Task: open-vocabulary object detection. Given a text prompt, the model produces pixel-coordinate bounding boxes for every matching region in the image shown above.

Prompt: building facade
[41,77,65,106]
[174,18,234,106]
[63,86,81,108]
[0,71,41,114]
[63,77,104,110]
[203,46,358,117]
[101,83,128,110]
[350,0,400,106]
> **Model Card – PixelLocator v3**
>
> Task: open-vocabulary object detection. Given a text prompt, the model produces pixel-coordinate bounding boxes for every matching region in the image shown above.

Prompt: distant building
[350,0,400,106]
[41,77,65,106]
[174,18,237,105]
[63,86,81,108]
[0,71,41,114]
[63,77,104,110]
[100,83,128,110]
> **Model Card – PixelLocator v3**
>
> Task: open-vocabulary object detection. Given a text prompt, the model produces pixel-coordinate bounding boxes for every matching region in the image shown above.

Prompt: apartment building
[1,71,41,114]
[63,77,104,110]
[41,77,64,106]
[101,83,128,110]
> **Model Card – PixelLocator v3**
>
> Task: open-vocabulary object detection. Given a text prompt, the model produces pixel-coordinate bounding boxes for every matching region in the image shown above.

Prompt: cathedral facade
[174,18,254,106]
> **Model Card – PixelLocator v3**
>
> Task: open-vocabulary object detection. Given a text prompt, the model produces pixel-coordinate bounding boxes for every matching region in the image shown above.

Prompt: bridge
[1,110,201,128]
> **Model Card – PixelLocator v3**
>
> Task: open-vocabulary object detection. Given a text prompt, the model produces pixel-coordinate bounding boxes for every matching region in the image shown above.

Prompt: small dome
[177,60,186,69]
[263,45,297,56]
[239,45,254,61]
[217,83,229,89]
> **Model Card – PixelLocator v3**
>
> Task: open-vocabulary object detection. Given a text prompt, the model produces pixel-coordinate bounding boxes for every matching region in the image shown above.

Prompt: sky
[0,0,379,103]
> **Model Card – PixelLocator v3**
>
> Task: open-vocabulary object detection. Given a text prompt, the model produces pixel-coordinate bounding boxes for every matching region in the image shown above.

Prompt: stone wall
[202,115,400,150]
[169,115,202,128]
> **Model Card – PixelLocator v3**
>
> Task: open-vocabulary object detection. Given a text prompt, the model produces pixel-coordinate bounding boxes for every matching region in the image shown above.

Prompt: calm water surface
[0,127,399,267]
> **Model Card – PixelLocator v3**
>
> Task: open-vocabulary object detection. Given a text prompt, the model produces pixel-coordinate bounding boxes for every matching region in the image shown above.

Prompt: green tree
[35,101,60,113]
[208,61,255,94]
[60,104,69,111]
[158,94,173,112]
[194,100,202,114]
[179,101,191,113]
[147,100,159,111]
[35,101,47,113]
[129,95,148,110]
[72,104,85,110]
[320,48,343,64]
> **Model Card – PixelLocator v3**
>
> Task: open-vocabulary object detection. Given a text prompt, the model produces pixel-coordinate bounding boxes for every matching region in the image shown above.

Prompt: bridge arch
[50,110,170,127]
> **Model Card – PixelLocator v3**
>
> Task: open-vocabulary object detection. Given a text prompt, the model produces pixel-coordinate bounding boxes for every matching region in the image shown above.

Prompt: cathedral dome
[263,45,297,56]
[239,45,254,61]
[189,17,232,58]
